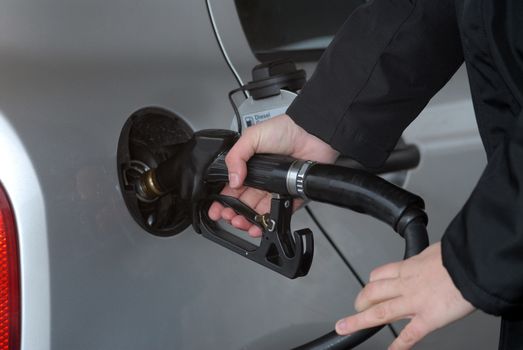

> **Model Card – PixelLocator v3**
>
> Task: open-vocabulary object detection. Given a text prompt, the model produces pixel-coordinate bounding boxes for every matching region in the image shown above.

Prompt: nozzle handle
[205,153,296,195]
[207,154,426,236]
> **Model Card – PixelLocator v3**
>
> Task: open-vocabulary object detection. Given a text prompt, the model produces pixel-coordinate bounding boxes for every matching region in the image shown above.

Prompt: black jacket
[287,0,523,348]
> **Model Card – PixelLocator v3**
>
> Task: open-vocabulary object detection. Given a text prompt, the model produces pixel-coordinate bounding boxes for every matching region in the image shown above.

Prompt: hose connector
[286,160,315,199]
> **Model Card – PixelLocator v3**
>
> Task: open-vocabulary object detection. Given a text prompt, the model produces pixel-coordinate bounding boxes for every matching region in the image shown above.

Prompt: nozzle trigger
[199,194,313,279]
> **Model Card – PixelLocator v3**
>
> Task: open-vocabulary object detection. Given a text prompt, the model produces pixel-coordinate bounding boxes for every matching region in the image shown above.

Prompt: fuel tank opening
[117,107,194,236]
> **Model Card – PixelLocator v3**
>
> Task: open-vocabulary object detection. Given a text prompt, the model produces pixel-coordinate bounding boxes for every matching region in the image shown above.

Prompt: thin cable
[304,205,399,338]
[205,0,249,133]
[205,0,247,92]
[305,206,365,286]
[229,88,244,134]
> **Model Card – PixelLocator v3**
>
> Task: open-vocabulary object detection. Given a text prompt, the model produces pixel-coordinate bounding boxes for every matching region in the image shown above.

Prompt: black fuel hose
[206,154,429,349]
[302,165,426,235]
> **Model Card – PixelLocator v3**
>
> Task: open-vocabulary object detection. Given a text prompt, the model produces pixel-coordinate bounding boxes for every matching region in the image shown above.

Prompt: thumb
[225,129,259,188]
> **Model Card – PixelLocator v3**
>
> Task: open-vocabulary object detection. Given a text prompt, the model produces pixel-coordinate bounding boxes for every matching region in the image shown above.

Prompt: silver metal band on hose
[286,160,315,199]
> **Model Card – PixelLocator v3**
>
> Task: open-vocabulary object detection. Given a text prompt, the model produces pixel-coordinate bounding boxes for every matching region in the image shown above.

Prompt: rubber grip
[304,164,424,232]
[205,153,295,195]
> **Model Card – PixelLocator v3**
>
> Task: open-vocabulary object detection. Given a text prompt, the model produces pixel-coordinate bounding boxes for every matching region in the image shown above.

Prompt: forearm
[288,0,464,168]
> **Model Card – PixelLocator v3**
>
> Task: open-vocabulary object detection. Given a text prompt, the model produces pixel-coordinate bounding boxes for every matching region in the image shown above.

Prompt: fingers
[354,278,402,312]
[207,184,271,237]
[211,115,301,233]
[336,297,411,336]
[369,261,401,282]
[225,128,259,189]
[208,185,247,220]
[337,300,431,350]
[229,190,271,237]
[388,319,430,350]
[208,201,224,221]
[336,244,475,350]
[247,225,262,237]
[231,215,254,231]
[236,187,270,211]
[208,201,243,222]
[228,216,261,238]
[225,114,299,189]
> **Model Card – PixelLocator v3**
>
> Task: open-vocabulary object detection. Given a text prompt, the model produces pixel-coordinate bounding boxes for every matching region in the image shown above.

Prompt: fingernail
[335,320,346,333]
[229,173,240,188]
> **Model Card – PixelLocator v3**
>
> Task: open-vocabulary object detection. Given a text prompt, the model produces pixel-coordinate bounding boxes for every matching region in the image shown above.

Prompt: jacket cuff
[287,99,391,168]
[442,230,523,317]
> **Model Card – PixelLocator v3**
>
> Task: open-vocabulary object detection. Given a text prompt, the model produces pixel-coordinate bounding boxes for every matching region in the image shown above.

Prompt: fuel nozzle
[133,127,428,278]
[132,128,317,279]
[134,129,240,204]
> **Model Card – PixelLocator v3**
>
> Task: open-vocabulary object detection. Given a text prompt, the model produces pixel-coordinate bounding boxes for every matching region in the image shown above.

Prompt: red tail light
[0,183,20,350]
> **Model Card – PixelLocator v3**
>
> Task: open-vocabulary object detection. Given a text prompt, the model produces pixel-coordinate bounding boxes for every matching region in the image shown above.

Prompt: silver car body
[0,0,498,349]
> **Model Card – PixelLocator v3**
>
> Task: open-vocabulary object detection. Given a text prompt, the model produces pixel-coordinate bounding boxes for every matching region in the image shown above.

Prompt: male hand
[335,242,475,350]
[207,114,338,236]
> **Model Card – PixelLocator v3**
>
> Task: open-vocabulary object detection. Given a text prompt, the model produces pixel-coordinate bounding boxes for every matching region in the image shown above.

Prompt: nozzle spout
[135,169,165,202]
[134,129,239,203]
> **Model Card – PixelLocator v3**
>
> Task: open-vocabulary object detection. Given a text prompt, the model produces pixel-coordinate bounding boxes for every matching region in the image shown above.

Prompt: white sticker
[242,107,288,128]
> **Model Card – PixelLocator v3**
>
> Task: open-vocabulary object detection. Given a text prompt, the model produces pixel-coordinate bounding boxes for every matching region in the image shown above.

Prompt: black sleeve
[287,0,464,168]
[441,0,523,318]
[441,112,523,317]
